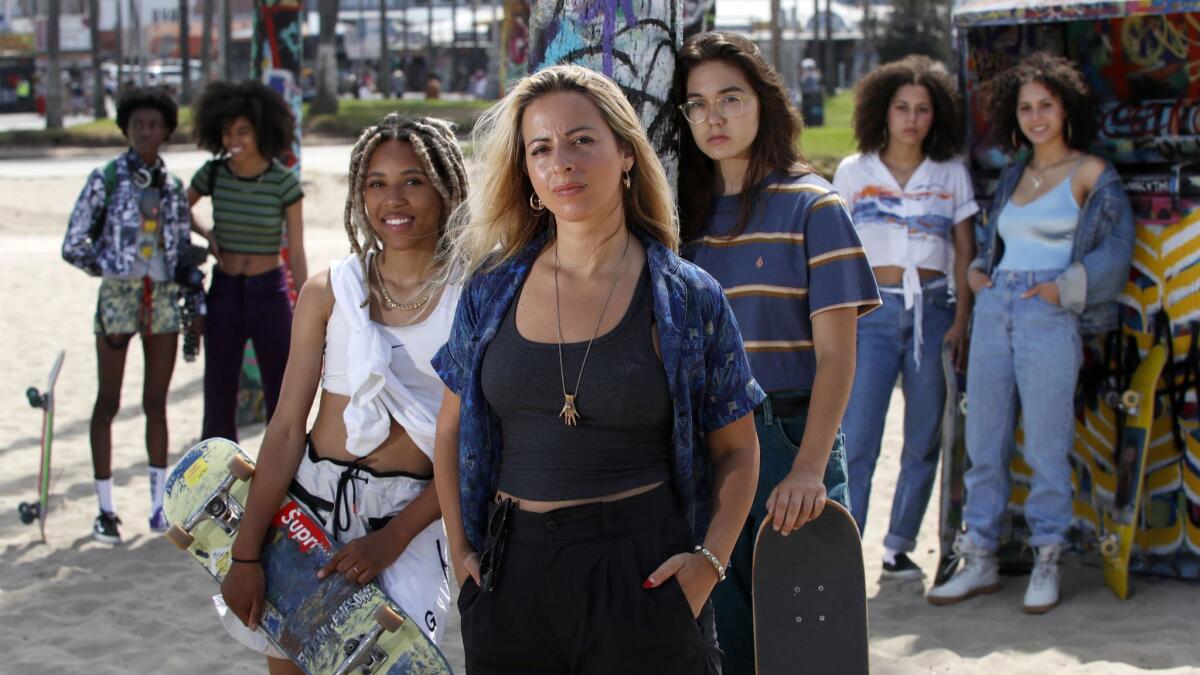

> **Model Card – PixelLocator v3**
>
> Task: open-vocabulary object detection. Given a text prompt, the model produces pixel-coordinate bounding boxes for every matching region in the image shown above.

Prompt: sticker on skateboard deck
[17,350,65,542]
[164,438,451,674]
[937,343,968,584]
[752,501,869,675]
[1101,344,1168,599]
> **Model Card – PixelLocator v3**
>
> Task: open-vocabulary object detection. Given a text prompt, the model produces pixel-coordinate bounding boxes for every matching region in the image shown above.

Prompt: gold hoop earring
[622,171,631,190]
[530,192,546,214]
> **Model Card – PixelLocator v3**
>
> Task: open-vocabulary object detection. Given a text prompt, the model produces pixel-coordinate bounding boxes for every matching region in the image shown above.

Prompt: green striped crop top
[190,158,304,255]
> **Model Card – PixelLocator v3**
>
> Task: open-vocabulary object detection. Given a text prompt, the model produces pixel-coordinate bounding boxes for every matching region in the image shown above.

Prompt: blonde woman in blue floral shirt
[432,65,762,674]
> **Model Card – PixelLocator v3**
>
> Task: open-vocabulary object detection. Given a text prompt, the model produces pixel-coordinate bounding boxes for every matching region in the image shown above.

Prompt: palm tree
[311,0,340,114]
[46,0,63,129]
[201,0,213,84]
[379,0,392,97]
[90,0,106,118]
[180,0,192,102]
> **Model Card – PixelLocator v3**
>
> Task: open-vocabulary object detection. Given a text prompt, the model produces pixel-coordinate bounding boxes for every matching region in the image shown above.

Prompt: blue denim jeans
[964,269,1081,551]
[712,395,849,675]
[843,281,956,552]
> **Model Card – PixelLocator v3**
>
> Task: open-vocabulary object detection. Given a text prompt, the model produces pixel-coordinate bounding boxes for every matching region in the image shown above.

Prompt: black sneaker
[882,553,925,580]
[93,510,122,545]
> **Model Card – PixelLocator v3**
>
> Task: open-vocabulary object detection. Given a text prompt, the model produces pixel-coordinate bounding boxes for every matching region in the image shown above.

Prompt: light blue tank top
[996,166,1081,271]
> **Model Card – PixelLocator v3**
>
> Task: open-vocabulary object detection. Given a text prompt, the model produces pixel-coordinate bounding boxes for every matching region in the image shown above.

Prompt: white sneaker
[927,534,1000,606]
[1023,544,1062,614]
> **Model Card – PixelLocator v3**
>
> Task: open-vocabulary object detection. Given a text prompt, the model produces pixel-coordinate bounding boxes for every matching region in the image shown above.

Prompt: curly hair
[344,114,469,286]
[115,86,179,137]
[983,51,1096,154]
[191,80,296,159]
[852,55,964,160]
[675,31,813,243]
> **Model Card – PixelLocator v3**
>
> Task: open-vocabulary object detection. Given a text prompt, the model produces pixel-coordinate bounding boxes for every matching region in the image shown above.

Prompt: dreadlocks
[343,114,469,285]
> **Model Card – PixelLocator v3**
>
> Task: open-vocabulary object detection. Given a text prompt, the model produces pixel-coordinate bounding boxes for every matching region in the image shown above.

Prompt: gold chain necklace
[554,229,631,426]
[372,255,433,312]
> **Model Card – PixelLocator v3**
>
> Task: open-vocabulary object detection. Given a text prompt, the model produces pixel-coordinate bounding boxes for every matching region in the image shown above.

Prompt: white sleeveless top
[324,252,460,460]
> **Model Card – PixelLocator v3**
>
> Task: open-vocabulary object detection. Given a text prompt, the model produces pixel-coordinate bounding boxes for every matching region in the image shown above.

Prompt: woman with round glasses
[675,31,880,675]
[832,55,978,582]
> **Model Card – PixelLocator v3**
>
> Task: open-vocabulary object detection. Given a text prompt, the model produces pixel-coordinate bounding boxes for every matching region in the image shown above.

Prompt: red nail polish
[642,579,655,589]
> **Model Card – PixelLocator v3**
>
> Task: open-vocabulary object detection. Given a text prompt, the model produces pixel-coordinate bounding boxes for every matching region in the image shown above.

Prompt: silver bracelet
[694,545,727,582]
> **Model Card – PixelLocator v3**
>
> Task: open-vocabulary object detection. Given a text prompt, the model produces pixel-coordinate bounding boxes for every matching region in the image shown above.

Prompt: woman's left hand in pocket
[317,529,407,585]
[644,552,717,618]
[1021,282,1059,306]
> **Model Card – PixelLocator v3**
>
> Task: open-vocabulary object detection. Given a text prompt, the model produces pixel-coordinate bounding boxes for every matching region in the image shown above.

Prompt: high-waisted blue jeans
[844,280,956,553]
[963,269,1081,551]
[201,266,292,441]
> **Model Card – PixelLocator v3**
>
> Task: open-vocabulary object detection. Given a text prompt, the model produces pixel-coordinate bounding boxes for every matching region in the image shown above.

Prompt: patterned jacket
[63,150,194,284]
[433,229,766,553]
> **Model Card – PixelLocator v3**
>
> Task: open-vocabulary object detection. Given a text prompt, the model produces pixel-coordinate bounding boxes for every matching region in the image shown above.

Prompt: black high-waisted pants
[458,484,721,675]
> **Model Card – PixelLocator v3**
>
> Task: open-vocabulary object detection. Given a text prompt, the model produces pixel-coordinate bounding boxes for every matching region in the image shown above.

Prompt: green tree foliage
[878,0,952,64]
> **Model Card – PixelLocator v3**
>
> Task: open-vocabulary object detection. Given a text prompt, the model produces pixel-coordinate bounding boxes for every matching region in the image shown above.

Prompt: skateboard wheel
[17,502,38,525]
[1120,390,1140,411]
[25,387,42,409]
[227,454,255,482]
[165,524,195,550]
[374,604,406,632]
[1099,535,1118,557]
[959,396,968,416]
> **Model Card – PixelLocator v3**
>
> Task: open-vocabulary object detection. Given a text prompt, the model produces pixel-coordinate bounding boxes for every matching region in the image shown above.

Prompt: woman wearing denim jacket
[432,65,762,673]
[928,53,1134,613]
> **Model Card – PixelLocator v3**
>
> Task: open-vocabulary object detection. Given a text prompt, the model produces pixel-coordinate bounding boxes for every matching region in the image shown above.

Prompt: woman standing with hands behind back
[676,32,880,675]
[433,64,762,674]
[834,55,979,581]
[928,52,1133,614]
[188,80,308,442]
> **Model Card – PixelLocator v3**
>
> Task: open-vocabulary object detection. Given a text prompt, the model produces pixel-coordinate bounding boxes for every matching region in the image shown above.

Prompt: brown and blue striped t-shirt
[191,158,303,255]
[685,169,880,393]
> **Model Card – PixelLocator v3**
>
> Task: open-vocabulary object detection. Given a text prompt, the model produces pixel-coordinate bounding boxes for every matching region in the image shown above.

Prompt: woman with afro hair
[188,79,307,441]
[927,52,1133,613]
[833,55,979,581]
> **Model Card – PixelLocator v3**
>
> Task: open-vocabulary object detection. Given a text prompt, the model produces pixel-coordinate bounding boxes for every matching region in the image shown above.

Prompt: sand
[0,145,1196,674]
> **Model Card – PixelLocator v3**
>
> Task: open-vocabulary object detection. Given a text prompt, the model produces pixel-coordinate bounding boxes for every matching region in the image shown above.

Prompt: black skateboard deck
[752,501,869,675]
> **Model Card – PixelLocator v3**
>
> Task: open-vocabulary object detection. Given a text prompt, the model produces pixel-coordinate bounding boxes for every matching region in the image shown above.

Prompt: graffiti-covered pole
[528,0,683,184]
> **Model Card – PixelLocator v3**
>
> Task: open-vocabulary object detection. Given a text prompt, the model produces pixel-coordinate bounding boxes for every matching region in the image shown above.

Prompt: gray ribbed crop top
[480,264,673,501]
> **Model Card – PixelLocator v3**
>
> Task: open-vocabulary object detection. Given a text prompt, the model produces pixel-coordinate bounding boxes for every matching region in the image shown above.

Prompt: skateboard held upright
[1100,343,1167,599]
[164,437,451,674]
[17,350,66,541]
[752,500,869,675]
[937,343,969,584]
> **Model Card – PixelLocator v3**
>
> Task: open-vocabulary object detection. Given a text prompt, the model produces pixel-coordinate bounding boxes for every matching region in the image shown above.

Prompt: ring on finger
[351,564,360,574]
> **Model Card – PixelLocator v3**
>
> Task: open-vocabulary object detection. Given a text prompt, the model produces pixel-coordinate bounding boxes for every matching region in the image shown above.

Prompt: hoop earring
[622,171,631,190]
[1066,119,1073,144]
[529,192,546,214]
[1012,129,1021,148]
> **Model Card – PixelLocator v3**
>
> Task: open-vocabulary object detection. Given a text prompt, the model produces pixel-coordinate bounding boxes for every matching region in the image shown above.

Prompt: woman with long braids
[834,55,978,581]
[928,53,1133,613]
[675,32,880,674]
[217,115,468,673]
[433,64,761,673]
[189,79,308,441]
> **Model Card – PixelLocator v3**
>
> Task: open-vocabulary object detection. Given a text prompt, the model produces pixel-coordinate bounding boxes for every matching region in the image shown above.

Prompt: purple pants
[201,266,292,441]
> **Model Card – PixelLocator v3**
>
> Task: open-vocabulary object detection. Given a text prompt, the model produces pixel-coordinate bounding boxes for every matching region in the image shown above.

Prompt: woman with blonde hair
[433,64,762,673]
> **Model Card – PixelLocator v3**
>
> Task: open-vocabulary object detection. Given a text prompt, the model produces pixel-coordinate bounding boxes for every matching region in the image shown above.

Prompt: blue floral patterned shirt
[433,229,766,553]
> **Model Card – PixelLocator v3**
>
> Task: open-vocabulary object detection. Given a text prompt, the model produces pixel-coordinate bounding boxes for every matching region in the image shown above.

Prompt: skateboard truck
[26,387,48,410]
[166,455,254,549]
[333,605,406,675]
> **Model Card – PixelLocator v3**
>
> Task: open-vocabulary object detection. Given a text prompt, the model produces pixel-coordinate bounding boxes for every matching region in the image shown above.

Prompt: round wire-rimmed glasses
[678,94,756,124]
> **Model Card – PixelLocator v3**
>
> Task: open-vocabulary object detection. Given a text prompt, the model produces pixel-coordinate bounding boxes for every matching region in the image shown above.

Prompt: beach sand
[0,147,1195,674]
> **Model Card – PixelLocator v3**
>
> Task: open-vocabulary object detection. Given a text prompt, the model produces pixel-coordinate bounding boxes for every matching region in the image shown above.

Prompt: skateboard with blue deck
[163,437,451,674]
